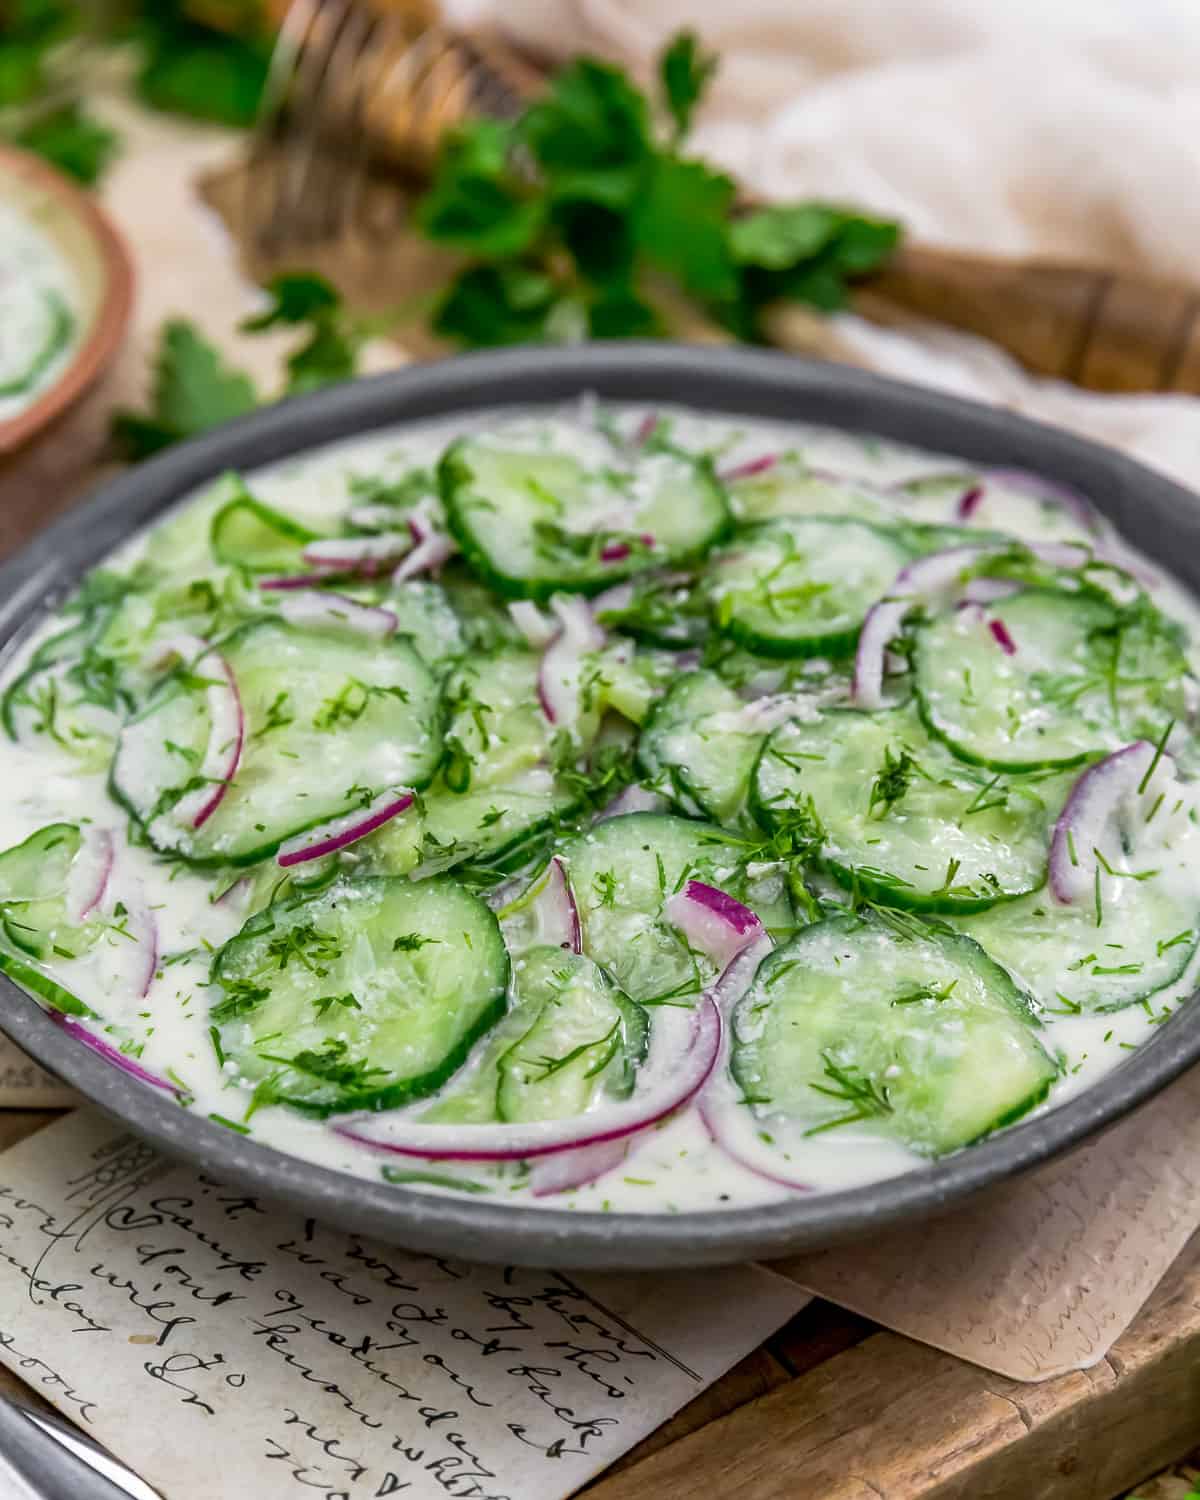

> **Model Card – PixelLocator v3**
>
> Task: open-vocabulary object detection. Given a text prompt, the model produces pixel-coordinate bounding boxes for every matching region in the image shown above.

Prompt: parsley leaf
[432,264,566,349]
[240,273,366,395]
[634,155,737,300]
[659,30,718,142]
[416,32,900,351]
[111,321,258,459]
[133,3,271,129]
[13,103,119,185]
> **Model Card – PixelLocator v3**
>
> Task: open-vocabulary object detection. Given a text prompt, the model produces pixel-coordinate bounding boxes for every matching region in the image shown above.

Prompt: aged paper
[0,1110,806,1500]
[0,1037,76,1109]
[775,1065,1200,1382]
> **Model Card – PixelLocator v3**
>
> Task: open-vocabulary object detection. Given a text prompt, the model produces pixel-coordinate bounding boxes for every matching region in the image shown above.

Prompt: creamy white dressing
[0,199,80,421]
[2,401,1198,1215]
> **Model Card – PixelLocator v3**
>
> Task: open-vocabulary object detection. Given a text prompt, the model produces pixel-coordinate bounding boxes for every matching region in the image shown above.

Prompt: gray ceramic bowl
[3,344,1199,1270]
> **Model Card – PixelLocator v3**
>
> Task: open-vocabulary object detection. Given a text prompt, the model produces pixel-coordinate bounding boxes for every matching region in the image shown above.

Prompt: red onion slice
[892,543,996,596]
[538,594,606,732]
[333,996,720,1163]
[277,589,398,639]
[665,880,764,972]
[1049,741,1168,904]
[630,412,660,446]
[65,827,114,924]
[507,600,557,648]
[988,618,1017,655]
[529,1139,629,1197]
[302,533,414,572]
[277,790,415,868]
[962,576,1021,604]
[173,647,244,831]
[392,504,458,581]
[698,1087,812,1192]
[594,784,670,821]
[125,882,159,998]
[852,599,910,710]
[52,1014,180,1095]
[955,484,985,520]
[696,932,810,1190]
[720,454,778,484]
[528,856,582,953]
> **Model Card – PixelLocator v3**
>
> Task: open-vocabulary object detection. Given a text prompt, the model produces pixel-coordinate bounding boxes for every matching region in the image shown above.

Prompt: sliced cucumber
[0,823,94,960]
[0,948,90,1016]
[731,914,1056,1156]
[708,517,911,657]
[560,812,794,1004]
[210,479,322,571]
[348,650,590,885]
[752,704,1069,912]
[111,619,441,866]
[210,875,508,1115]
[638,670,761,827]
[497,947,648,1122]
[386,581,465,670]
[593,571,710,649]
[914,590,1189,771]
[960,879,1198,1014]
[441,434,730,600]
[0,290,73,397]
[419,649,586,877]
[726,458,899,526]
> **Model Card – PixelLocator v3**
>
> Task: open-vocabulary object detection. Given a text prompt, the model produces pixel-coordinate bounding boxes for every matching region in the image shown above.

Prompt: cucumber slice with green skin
[560,812,795,1004]
[0,290,74,397]
[352,650,590,885]
[2,599,137,761]
[497,947,649,1122]
[0,948,91,1016]
[417,648,587,877]
[440,436,731,601]
[593,572,710,649]
[914,590,1190,772]
[1,655,126,766]
[638,670,762,828]
[730,914,1057,1156]
[210,479,323,571]
[708,517,912,658]
[726,459,899,526]
[386,581,466,670]
[959,881,1199,1014]
[111,619,440,867]
[210,875,509,1116]
[752,704,1070,913]
[0,823,95,960]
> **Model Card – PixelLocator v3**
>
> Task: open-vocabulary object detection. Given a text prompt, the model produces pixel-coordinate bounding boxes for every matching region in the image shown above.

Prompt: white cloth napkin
[450,0,1200,489]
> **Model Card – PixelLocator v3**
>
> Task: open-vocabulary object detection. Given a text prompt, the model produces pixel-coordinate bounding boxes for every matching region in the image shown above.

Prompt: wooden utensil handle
[854,245,1200,395]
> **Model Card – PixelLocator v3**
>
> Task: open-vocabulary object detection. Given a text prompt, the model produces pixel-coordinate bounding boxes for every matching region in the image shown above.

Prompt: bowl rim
[2,340,1199,1269]
[0,145,135,456]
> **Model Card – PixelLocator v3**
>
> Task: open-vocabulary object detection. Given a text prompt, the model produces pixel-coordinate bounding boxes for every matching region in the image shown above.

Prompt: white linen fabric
[449,0,1200,487]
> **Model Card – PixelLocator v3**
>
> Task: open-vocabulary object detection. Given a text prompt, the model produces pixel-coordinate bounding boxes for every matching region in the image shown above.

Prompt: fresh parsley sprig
[416,31,900,348]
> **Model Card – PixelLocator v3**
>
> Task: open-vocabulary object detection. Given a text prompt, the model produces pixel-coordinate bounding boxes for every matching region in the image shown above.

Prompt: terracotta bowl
[0,145,134,456]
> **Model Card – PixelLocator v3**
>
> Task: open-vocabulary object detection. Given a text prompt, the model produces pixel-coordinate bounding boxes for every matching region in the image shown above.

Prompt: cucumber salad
[1,402,1198,1213]
[0,197,79,422]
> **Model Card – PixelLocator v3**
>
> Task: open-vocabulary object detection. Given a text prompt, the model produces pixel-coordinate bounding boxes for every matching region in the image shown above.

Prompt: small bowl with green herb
[0,145,133,455]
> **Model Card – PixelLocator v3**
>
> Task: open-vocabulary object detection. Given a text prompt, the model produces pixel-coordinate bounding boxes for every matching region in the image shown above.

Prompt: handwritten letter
[0,1110,805,1500]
